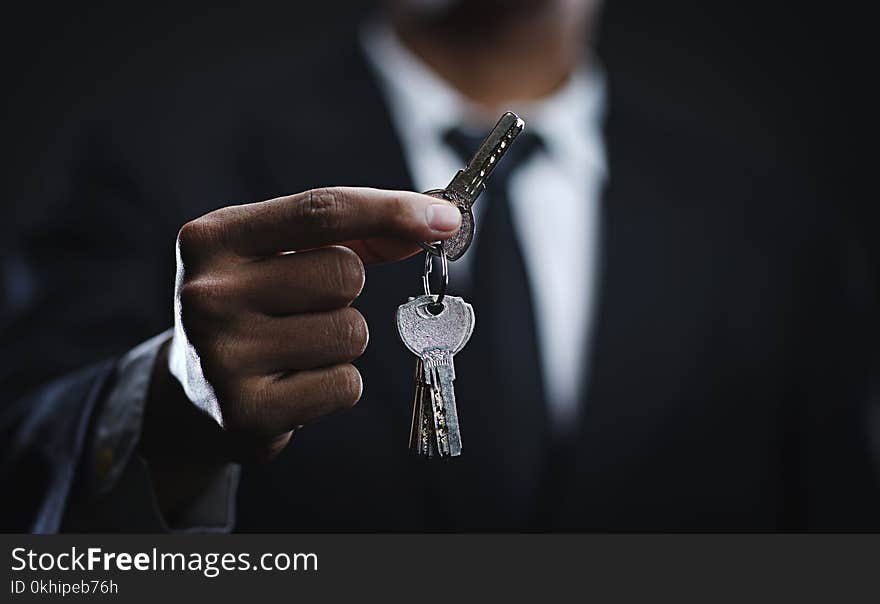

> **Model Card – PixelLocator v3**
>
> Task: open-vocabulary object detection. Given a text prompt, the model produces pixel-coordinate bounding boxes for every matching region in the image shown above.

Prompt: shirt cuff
[86,329,239,532]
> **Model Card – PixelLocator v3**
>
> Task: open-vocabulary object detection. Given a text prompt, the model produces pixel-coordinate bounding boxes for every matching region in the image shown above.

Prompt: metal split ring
[419,240,444,256]
[422,244,448,309]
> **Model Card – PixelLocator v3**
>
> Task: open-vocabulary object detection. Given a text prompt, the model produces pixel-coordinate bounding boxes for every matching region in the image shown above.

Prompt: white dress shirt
[361,21,607,432]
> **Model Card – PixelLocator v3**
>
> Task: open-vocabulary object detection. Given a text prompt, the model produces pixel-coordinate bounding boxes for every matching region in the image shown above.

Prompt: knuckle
[214,377,276,436]
[389,195,419,233]
[177,215,222,263]
[298,187,347,231]
[208,338,236,375]
[178,279,208,318]
[178,276,232,321]
[176,220,203,256]
[203,330,246,377]
[220,395,263,434]
[389,195,410,221]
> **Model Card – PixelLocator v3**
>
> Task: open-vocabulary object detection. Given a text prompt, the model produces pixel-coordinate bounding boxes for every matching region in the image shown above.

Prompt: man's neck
[391,6,590,113]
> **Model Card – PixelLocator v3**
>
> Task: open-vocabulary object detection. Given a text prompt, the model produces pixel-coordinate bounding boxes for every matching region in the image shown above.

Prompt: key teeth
[408,363,463,459]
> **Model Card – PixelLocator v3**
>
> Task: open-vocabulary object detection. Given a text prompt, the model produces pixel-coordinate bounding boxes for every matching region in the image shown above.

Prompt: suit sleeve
[61,330,240,533]
[0,359,116,532]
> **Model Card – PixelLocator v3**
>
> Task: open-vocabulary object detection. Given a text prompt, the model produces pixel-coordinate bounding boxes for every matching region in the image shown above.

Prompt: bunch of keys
[397,251,473,457]
[396,112,525,458]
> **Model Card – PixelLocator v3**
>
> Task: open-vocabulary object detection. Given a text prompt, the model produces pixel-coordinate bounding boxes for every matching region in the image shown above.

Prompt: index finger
[205,187,462,257]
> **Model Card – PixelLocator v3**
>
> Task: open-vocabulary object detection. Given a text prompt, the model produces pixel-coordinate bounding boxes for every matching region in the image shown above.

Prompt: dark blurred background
[0,0,876,534]
[0,0,867,237]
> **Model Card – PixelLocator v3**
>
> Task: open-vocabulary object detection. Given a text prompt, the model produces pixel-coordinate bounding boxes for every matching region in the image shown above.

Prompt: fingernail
[426,203,461,231]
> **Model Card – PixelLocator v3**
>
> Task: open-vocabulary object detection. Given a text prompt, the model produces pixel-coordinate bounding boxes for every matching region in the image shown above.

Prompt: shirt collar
[361,19,470,145]
[360,19,607,177]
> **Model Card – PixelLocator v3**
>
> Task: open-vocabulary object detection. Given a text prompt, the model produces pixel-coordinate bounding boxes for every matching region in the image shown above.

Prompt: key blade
[446,111,525,207]
[432,365,462,457]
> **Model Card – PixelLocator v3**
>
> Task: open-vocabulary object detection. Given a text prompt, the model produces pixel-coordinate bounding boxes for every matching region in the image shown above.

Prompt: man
[2,0,878,532]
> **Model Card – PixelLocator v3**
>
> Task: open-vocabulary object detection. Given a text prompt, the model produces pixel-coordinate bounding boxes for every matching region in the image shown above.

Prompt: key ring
[422,243,448,311]
[419,240,444,256]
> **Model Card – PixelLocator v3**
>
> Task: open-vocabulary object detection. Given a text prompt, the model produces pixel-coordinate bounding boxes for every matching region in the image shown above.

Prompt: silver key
[408,359,439,457]
[397,294,475,457]
[421,111,525,261]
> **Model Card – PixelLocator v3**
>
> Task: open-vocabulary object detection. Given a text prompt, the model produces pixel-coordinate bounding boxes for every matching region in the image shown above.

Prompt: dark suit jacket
[2,40,878,532]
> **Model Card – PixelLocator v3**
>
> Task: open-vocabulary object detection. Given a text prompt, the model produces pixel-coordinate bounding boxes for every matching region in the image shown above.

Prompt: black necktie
[439,127,551,528]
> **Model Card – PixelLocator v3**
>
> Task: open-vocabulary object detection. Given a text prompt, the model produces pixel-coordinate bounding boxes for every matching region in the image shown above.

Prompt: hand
[141,187,461,512]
